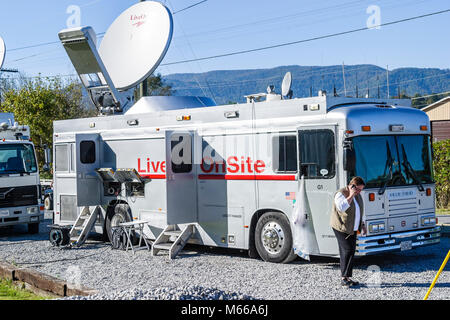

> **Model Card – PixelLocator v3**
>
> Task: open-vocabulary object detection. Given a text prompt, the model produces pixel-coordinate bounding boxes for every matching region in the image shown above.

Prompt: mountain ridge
[163,64,450,105]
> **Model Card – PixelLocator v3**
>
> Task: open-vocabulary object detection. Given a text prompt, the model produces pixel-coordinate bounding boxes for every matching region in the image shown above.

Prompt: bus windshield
[349,135,433,189]
[0,143,38,175]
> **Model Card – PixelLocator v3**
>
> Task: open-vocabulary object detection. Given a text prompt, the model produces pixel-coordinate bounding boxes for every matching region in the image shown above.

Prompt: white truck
[0,113,44,233]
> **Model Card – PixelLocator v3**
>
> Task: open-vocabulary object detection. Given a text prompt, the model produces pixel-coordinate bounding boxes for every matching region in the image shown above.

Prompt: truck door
[75,133,101,206]
[297,125,338,255]
[165,130,199,225]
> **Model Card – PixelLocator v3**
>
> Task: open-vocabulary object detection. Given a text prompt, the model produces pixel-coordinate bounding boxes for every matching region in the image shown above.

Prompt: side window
[55,144,69,172]
[171,133,192,173]
[80,141,96,164]
[273,135,298,173]
[299,129,335,179]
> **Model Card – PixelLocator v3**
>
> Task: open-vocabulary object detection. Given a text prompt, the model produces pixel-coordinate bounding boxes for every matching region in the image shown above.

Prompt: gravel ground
[0,215,448,300]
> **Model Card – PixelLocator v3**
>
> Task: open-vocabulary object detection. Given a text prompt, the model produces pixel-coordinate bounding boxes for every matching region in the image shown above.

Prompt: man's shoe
[348,279,360,286]
[341,278,351,287]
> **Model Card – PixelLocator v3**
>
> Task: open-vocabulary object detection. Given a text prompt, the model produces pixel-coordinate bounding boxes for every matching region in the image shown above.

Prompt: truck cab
[0,114,44,233]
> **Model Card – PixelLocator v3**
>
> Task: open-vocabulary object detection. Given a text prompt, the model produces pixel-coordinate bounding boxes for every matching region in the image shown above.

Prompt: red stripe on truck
[141,174,296,181]
[198,174,296,181]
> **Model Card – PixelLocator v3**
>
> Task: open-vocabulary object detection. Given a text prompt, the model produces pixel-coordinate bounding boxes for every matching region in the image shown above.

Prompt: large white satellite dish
[0,37,6,70]
[99,1,173,91]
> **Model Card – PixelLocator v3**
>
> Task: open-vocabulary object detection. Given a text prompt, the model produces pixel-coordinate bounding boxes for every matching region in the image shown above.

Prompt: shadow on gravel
[0,219,52,242]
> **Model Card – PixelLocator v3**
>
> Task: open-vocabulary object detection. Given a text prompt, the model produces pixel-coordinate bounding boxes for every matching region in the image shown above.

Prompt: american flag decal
[285,192,296,200]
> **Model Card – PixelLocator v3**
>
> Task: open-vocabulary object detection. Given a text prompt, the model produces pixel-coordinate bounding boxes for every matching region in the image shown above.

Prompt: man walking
[330,176,367,287]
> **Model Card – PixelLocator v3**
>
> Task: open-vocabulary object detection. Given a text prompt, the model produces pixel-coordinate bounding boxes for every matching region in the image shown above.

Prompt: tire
[44,196,53,211]
[255,211,294,263]
[49,228,70,246]
[28,223,40,234]
[105,203,137,244]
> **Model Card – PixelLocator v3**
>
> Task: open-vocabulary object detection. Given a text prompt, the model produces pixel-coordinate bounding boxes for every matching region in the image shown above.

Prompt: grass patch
[436,208,450,215]
[0,278,52,300]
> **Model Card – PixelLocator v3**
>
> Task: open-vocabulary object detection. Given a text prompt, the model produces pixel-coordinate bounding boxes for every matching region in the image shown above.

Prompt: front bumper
[0,205,44,227]
[356,226,441,255]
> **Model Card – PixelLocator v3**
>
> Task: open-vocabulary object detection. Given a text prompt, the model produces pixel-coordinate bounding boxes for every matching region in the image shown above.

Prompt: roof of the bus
[53,95,421,135]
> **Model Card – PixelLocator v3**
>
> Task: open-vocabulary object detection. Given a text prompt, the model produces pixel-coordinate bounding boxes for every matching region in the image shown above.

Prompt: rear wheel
[255,212,295,263]
[105,203,137,244]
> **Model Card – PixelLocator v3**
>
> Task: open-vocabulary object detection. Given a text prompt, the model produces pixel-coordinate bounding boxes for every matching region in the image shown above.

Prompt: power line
[173,0,208,15]
[161,8,450,66]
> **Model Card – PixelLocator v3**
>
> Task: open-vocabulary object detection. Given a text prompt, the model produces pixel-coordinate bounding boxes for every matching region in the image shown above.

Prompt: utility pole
[139,0,148,98]
[377,72,380,98]
[386,65,390,99]
[342,62,347,97]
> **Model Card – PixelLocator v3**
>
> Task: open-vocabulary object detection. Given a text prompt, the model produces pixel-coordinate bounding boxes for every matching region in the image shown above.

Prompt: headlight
[421,216,436,226]
[369,222,385,233]
[27,207,38,214]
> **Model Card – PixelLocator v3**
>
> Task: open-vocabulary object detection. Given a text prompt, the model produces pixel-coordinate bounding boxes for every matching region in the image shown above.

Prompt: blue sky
[0,0,449,79]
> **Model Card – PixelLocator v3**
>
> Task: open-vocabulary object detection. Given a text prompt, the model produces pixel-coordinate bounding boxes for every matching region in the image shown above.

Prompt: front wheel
[28,223,40,234]
[255,212,295,263]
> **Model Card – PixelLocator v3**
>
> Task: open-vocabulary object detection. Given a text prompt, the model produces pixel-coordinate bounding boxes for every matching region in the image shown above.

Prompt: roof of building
[421,96,450,112]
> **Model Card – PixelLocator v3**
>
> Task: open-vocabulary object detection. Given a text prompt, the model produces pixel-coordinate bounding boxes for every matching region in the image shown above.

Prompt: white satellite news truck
[50,91,441,261]
[0,113,44,233]
[50,1,440,261]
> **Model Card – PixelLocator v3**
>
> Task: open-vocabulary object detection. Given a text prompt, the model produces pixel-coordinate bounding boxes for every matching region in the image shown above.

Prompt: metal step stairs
[151,224,195,259]
[69,206,100,247]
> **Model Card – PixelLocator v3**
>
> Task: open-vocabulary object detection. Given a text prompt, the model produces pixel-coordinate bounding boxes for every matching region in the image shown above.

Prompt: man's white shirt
[334,192,360,232]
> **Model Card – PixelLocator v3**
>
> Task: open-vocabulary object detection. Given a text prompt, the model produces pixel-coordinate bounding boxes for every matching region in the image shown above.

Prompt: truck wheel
[105,203,137,244]
[44,196,53,210]
[28,223,40,234]
[255,212,294,263]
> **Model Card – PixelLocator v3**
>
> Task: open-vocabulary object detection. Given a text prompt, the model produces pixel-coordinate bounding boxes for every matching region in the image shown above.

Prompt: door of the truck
[297,125,339,255]
[75,133,101,207]
[165,130,199,225]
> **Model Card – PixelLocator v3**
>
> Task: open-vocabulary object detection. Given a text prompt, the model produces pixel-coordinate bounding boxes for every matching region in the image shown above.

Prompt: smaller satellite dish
[281,72,293,99]
[0,37,6,70]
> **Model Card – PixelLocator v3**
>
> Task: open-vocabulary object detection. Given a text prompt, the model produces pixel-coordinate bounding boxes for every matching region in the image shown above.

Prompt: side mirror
[343,145,356,172]
[43,145,51,172]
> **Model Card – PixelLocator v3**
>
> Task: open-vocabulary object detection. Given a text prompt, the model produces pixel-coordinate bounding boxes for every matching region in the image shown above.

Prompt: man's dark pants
[333,228,357,278]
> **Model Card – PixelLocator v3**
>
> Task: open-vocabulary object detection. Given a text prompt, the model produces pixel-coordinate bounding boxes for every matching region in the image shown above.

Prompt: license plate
[0,210,9,217]
[400,240,412,251]
[30,216,39,222]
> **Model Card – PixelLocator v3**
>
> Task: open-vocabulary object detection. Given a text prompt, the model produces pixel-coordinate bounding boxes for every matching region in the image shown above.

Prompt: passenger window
[299,130,335,179]
[80,141,96,164]
[273,135,298,173]
[171,134,192,173]
[55,144,69,172]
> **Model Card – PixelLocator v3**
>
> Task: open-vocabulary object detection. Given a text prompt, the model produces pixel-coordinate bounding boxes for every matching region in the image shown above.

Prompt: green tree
[0,75,96,173]
[135,74,174,100]
[433,139,450,209]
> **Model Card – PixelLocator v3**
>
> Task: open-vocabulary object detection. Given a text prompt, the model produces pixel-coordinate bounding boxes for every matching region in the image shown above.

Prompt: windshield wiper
[379,141,394,195]
[400,144,425,192]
